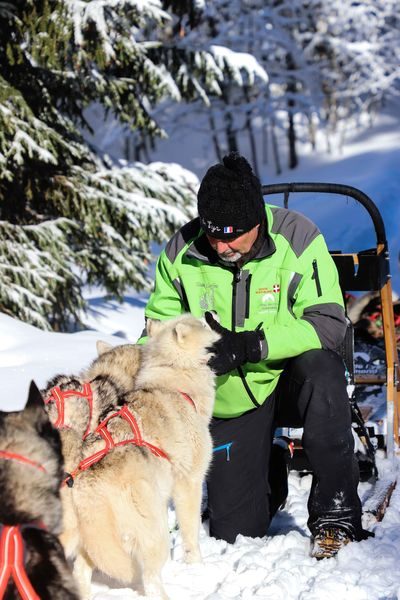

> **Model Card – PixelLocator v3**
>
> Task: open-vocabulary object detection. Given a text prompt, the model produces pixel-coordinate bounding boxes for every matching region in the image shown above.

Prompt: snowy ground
[2,109,400,598]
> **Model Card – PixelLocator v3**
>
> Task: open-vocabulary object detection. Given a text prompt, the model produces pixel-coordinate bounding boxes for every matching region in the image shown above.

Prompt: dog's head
[145,313,220,369]
[42,374,92,436]
[92,341,142,386]
[0,381,63,528]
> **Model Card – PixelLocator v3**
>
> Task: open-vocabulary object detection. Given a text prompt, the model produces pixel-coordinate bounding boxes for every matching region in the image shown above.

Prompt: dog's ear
[26,380,44,409]
[96,340,113,356]
[25,381,49,424]
[146,318,163,338]
[173,322,191,346]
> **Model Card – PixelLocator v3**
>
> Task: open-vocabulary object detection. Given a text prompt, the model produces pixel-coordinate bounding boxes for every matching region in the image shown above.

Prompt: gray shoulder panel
[270,207,320,257]
[165,218,202,263]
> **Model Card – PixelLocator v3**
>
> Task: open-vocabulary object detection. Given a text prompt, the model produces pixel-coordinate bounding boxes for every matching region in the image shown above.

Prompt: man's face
[206,224,260,262]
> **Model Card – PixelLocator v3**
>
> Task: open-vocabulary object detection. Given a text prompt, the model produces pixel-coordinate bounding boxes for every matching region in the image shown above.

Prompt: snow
[2,108,400,598]
[210,45,269,86]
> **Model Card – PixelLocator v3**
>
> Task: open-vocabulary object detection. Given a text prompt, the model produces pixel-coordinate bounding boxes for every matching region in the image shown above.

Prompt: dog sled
[262,182,400,521]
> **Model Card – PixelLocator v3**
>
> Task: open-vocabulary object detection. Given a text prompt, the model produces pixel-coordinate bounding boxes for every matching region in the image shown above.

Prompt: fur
[0,382,79,599]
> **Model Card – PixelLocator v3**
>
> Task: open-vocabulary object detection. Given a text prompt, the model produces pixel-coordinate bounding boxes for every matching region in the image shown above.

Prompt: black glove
[205,311,265,376]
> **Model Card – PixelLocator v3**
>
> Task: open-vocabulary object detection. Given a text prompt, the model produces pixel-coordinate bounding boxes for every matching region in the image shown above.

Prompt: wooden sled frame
[262,182,400,457]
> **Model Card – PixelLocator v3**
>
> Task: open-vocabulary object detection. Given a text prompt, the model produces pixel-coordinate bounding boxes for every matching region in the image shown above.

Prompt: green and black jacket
[141,204,346,418]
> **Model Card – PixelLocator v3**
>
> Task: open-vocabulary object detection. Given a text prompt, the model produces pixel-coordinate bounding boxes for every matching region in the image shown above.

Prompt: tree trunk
[133,135,141,161]
[271,117,282,175]
[243,86,259,178]
[133,133,150,163]
[287,107,298,169]
[124,136,131,162]
[286,53,298,169]
[142,133,150,163]
[209,111,222,162]
[262,117,269,165]
[308,113,316,151]
[224,109,238,153]
[222,87,238,153]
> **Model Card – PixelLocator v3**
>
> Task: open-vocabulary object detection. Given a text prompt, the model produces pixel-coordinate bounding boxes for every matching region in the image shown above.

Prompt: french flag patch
[224,226,234,234]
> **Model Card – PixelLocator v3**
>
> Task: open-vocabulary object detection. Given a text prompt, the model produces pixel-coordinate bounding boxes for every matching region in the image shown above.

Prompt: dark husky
[0,381,79,599]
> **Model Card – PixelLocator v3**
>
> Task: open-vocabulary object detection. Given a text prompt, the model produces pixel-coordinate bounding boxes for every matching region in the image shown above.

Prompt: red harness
[178,390,196,411]
[0,451,47,474]
[45,383,93,439]
[63,404,169,486]
[0,525,41,600]
[0,453,47,600]
[63,391,196,487]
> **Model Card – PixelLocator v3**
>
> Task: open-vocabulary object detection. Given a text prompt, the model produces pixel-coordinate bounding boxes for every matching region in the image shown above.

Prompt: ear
[96,340,113,356]
[25,380,49,423]
[173,322,191,346]
[25,380,44,410]
[146,318,163,338]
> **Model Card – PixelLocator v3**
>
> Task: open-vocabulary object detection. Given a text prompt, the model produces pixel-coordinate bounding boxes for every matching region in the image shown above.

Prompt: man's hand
[205,312,265,376]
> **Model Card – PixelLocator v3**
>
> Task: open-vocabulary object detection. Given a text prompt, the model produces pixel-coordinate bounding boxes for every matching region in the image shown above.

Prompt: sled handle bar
[261,183,387,247]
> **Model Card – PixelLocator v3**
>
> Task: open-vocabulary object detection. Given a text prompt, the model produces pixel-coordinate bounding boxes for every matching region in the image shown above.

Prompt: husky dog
[0,381,79,599]
[42,343,142,561]
[53,314,218,600]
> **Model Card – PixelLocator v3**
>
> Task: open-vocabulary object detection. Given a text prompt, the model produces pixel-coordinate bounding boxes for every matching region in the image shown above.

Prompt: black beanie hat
[197,151,265,239]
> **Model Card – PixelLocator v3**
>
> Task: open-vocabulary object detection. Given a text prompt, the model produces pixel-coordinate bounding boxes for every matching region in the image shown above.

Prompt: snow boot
[310,526,352,559]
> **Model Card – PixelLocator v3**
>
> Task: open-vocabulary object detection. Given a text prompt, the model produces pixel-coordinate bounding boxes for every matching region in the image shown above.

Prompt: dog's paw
[184,548,202,564]
[143,581,170,600]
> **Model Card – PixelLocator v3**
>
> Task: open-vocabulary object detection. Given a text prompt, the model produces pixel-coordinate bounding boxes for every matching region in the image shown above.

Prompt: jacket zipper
[312,259,322,297]
[232,267,260,409]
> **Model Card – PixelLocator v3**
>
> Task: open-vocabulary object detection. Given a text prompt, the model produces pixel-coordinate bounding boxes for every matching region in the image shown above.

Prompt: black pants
[207,349,363,543]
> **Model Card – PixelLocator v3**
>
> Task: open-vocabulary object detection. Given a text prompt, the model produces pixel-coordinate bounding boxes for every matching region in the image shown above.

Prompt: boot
[310,526,352,559]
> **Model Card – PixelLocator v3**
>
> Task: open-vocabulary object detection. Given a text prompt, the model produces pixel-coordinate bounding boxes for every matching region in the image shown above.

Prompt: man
[141,151,370,558]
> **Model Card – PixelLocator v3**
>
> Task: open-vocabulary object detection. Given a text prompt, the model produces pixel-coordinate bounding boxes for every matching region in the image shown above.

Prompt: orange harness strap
[0,525,40,600]
[63,392,196,487]
[0,451,47,474]
[45,383,93,439]
[63,404,169,487]
[178,391,197,411]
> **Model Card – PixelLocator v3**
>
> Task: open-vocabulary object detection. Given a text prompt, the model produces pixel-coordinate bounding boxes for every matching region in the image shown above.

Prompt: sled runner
[262,183,399,518]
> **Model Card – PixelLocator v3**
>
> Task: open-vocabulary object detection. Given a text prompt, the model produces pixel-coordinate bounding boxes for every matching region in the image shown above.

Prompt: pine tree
[0,0,216,330]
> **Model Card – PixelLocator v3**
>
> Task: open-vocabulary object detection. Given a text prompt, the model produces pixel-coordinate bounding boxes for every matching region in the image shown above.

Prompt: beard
[218,250,242,263]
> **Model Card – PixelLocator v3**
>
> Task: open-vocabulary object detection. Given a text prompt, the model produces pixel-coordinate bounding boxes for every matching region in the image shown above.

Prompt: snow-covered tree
[306,0,400,137]
[147,0,311,171]
[0,0,223,330]
[144,0,399,170]
[114,0,269,171]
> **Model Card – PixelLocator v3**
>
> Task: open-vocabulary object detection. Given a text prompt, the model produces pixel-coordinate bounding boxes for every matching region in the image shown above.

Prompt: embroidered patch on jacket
[197,283,218,311]
[256,286,280,313]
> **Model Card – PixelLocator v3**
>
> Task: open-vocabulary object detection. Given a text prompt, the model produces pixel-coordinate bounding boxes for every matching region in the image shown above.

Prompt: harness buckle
[64,473,74,488]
